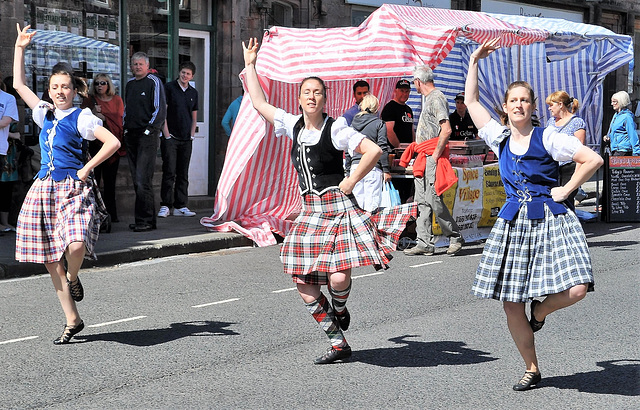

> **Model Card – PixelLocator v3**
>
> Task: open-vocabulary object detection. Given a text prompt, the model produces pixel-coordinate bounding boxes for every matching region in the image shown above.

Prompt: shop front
[15,0,214,197]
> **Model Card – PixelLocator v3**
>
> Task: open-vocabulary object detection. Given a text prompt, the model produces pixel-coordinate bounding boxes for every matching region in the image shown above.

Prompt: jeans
[413,155,461,248]
[160,137,193,209]
[125,130,158,226]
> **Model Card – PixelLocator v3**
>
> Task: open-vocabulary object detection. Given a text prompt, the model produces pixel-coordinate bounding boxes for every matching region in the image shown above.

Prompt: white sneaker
[158,206,170,218]
[173,207,196,217]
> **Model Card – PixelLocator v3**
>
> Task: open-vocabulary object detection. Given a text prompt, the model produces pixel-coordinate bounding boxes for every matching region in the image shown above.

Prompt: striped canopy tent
[428,14,633,151]
[201,4,632,246]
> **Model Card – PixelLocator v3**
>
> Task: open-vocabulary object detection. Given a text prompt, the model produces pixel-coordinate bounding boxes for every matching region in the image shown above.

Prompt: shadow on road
[77,320,239,346]
[352,334,497,367]
[540,360,640,396]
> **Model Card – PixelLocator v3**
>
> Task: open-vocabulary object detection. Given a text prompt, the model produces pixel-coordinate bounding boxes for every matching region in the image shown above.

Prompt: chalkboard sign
[606,156,640,222]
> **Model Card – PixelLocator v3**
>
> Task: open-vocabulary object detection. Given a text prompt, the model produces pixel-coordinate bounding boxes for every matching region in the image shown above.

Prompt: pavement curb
[0,233,253,280]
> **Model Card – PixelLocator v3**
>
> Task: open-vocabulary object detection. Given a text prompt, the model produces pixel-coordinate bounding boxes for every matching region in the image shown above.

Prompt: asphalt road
[0,222,638,409]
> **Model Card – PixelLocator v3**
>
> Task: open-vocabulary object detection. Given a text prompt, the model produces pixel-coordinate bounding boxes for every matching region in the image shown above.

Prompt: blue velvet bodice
[498,127,567,220]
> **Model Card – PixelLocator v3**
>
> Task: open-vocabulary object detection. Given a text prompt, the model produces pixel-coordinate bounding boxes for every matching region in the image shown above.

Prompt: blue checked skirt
[472,204,594,303]
[281,189,417,284]
[16,176,105,264]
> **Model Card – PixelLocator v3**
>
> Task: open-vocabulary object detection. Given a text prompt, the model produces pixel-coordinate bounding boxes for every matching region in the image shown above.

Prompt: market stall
[201,4,633,247]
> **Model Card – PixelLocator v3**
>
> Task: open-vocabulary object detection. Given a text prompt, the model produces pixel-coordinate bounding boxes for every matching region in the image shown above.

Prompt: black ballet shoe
[529,300,545,332]
[512,371,541,391]
[313,346,352,364]
[334,307,351,331]
[67,275,84,302]
[52,321,85,345]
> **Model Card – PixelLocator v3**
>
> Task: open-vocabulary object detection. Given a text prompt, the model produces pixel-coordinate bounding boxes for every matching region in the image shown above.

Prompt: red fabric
[399,139,458,195]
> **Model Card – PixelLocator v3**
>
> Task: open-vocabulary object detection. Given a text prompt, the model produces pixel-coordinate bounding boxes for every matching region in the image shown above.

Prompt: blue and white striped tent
[407,14,633,149]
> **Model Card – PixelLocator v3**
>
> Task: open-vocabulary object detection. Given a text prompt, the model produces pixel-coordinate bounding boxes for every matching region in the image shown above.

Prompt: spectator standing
[350,94,391,211]
[81,73,125,222]
[342,80,370,126]
[0,78,20,232]
[404,65,463,256]
[381,79,415,148]
[221,93,242,137]
[545,91,586,211]
[158,62,199,218]
[448,92,478,140]
[343,80,371,176]
[123,52,167,232]
[603,91,640,156]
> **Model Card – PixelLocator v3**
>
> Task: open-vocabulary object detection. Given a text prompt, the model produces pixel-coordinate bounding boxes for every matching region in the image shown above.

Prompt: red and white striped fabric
[201,5,549,246]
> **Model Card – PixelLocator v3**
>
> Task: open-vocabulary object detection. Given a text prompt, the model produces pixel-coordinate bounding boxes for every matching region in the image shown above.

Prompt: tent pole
[517,45,521,81]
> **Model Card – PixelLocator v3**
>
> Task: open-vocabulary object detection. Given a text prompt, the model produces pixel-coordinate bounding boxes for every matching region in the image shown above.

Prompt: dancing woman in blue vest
[465,39,603,391]
[242,38,416,364]
[13,25,120,344]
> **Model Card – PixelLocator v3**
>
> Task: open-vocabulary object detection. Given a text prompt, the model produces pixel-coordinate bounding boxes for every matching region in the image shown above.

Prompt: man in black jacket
[123,52,167,232]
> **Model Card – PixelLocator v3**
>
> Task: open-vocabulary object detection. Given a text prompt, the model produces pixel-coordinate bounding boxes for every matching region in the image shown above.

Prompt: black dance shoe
[529,300,545,332]
[313,346,352,365]
[512,371,541,391]
[53,321,85,345]
[335,307,351,331]
[67,276,84,302]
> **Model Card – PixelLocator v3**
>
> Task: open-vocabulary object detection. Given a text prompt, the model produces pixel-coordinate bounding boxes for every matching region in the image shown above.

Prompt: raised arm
[464,38,501,130]
[13,24,41,110]
[242,38,277,125]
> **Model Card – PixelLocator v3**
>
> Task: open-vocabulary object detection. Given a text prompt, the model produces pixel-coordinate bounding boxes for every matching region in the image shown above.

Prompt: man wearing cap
[381,79,415,148]
[404,65,463,257]
[343,80,370,126]
[449,92,478,140]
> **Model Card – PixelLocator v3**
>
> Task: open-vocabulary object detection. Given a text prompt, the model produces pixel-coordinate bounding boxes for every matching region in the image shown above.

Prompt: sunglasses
[95,81,108,86]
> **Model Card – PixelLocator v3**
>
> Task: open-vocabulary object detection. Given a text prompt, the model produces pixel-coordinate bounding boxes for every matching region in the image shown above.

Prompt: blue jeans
[125,130,158,226]
[160,137,193,209]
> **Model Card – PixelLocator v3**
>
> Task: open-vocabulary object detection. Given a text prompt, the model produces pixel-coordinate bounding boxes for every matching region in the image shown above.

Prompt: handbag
[381,181,401,208]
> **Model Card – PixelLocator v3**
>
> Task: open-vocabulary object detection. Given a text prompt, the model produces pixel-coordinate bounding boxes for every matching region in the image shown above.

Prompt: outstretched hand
[471,38,501,61]
[242,37,259,66]
[15,24,36,48]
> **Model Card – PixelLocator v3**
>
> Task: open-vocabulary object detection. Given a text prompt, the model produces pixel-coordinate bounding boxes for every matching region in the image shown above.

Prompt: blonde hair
[357,94,380,116]
[89,73,117,97]
[545,90,579,113]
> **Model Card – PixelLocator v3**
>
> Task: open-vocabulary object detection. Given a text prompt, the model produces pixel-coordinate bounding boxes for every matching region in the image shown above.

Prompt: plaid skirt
[472,204,594,303]
[281,189,417,284]
[15,176,105,264]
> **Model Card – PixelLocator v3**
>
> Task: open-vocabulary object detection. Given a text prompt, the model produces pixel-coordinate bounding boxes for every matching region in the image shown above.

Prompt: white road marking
[271,270,387,294]
[272,287,297,293]
[0,274,49,284]
[610,225,633,231]
[87,316,147,328]
[192,298,240,308]
[352,271,385,279]
[409,260,443,268]
[0,336,39,345]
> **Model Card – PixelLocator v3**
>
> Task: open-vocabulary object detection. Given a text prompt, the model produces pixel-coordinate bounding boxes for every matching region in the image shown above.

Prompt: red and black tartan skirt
[281,189,417,284]
[15,176,104,264]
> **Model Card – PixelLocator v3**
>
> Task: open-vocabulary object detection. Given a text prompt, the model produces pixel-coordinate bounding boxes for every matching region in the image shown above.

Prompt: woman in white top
[465,38,603,391]
[242,38,416,364]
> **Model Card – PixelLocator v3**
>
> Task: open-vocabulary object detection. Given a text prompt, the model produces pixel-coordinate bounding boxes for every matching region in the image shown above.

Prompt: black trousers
[160,137,193,209]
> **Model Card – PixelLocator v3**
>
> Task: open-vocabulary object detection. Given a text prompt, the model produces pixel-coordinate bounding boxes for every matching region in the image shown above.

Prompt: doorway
[178,29,210,195]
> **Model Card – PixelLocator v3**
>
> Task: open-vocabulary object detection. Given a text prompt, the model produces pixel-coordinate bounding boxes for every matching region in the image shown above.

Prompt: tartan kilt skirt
[472,204,594,303]
[15,176,105,264]
[281,189,417,284]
